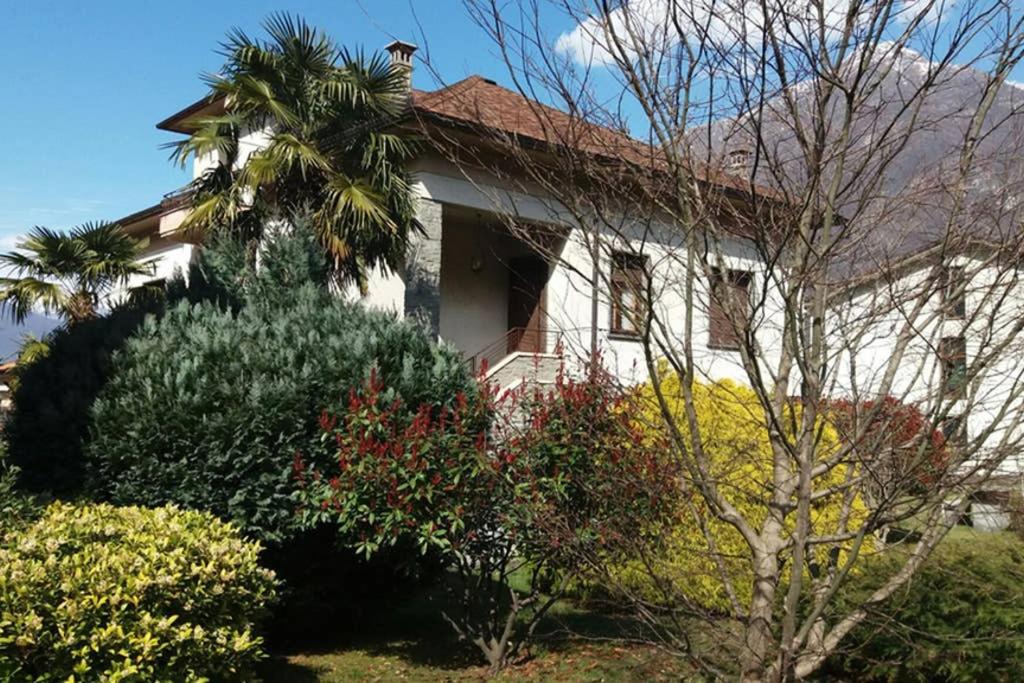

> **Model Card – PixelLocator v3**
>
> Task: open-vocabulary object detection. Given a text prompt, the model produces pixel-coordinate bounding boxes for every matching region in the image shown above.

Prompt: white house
[116,41,780,393]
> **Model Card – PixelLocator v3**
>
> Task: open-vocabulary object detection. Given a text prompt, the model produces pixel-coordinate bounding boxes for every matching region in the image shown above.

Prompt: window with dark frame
[128,278,167,301]
[940,415,967,448]
[708,268,752,350]
[609,251,649,336]
[942,265,966,319]
[939,336,967,396]
[727,148,752,169]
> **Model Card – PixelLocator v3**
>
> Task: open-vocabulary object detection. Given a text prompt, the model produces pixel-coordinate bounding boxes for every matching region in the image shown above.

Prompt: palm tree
[0,222,152,325]
[169,13,418,288]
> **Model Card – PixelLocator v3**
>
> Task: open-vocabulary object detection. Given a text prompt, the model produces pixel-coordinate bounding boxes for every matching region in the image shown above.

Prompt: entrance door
[507,255,548,353]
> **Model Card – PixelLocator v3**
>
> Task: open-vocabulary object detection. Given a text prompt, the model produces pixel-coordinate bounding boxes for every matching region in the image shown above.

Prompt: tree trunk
[741,552,780,683]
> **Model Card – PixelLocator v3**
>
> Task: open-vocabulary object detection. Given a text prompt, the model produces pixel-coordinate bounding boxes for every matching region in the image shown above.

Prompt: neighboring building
[0,361,15,415]
[697,46,1024,525]
[832,241,1024,528]
[117,41,780,392]
[830,240,1024,527]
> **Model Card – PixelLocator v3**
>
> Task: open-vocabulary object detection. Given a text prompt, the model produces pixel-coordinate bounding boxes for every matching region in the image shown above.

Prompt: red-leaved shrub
[294,364,677,671]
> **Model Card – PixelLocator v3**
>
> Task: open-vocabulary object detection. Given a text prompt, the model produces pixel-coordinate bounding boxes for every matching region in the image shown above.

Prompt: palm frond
[0,277,68,323]
[179,190,245,238]
[337,48,409,112]
[164,112,243,168]
[322,173,397,234]
[264,12,338,72]
[69,222,152,293]
[0,227,87,290]
[174,14,419,285]
[229,74,300,128]
[16,332,52,366]
[0,249,47,277]
[241,133,332,189]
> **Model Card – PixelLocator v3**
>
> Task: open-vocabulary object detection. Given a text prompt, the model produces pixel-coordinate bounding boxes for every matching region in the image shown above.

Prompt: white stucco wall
[830,256,1024,475]
[410,158,784,388]
[110,239,195,308]
[191,123,272,179]
[437,215,538,357]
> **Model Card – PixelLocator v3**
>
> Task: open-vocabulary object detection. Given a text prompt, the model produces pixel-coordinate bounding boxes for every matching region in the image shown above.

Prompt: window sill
[707,342,742,352]
[608,331,642,342]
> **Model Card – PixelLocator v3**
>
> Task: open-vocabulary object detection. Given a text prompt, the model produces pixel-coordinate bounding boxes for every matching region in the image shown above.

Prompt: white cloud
[0,234,24,278]
[555,0,956,67]
[0,234,22,253]
[900,0,957,26]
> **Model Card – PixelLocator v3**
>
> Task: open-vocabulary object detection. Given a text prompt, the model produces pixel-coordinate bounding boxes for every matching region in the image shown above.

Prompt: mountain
[698,45,1024,277]
[0,312,59,362]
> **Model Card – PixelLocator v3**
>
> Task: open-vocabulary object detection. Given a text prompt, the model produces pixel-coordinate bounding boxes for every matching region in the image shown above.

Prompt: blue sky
[0,0,571,246]
[2,1,1018,250]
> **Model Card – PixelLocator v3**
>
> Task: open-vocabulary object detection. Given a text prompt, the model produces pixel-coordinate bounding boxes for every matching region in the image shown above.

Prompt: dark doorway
[507,255,548,353]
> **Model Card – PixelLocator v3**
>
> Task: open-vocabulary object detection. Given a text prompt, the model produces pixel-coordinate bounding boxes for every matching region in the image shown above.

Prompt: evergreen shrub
[88,268,474,544]
[826,534,1024,682]
[0,502,276,682]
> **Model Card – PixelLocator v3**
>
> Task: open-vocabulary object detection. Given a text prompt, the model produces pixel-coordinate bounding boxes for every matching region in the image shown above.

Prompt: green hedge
[5,232,246,498]
[0,502,276,681]
[87,283,475,545]
[827,533,1024,682]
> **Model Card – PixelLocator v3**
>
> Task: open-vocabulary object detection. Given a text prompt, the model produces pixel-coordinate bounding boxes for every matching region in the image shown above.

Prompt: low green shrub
[826,534,1024,682]
[0,502,277,682]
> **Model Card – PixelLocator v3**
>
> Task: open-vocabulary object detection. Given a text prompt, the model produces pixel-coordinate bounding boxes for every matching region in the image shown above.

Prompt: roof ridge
[413,75,489,105]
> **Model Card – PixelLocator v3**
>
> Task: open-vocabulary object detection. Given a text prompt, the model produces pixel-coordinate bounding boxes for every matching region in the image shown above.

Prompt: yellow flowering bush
[0,503,277,682]
[618,374,865,613]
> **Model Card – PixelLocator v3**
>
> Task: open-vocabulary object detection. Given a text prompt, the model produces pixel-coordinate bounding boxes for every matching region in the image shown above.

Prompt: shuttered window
[940,415,967,448]
[610,252,649,336]
[708,268,752,350]
[939,336,967,396]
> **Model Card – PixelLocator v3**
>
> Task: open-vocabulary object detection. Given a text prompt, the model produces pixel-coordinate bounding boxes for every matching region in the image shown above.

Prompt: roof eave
[156,94,227,134]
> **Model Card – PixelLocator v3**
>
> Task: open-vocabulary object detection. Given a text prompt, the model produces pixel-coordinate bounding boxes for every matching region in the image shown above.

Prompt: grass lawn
[263,642,680,682]
[259,590,687,682]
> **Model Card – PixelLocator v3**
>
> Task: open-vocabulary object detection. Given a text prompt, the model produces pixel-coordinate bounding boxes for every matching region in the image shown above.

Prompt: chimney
[385,40,417,92]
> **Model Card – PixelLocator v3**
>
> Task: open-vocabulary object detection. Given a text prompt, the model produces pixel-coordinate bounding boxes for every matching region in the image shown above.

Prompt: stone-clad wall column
[403,197,444,337]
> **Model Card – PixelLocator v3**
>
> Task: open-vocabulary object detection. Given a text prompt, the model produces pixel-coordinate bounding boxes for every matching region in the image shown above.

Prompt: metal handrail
[466,327,562,375]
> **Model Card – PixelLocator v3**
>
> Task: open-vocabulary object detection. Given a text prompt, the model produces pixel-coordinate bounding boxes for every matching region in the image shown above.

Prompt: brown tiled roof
[412,76,603,146]
[409,76,767,197]
[114,202,162,228]
[157,75,767,197]
[411,76,670,169]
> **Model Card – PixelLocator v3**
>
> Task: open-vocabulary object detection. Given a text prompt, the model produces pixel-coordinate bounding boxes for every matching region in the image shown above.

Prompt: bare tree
[416,0,1024,679]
